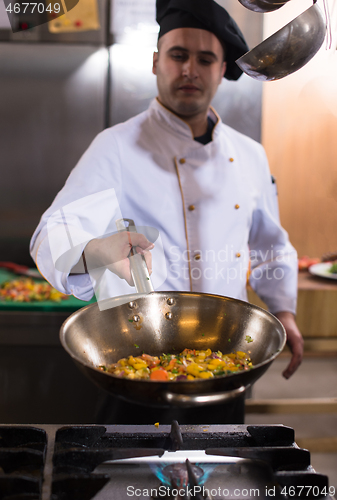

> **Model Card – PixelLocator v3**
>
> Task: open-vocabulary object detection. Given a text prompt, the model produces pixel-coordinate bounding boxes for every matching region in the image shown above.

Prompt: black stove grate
[0,426,47,500]
[0,423,332,500]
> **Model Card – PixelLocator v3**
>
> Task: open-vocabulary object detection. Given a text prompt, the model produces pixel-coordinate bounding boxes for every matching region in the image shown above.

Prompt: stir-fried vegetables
[98,348,253,381]
[0,278,69,302]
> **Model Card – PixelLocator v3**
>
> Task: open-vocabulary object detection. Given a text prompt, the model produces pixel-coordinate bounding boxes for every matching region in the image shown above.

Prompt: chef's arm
[274,311,304,379]
[79,232,154,286]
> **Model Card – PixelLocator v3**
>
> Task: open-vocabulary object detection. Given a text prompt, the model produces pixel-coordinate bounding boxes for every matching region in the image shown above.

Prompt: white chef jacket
[30,98,297,314]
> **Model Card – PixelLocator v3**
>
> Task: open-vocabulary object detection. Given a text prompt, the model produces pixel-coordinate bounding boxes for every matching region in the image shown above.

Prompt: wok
[60,218,286,407]
[60,291,286,407]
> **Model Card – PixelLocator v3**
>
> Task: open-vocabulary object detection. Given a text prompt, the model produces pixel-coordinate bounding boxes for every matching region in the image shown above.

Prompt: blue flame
[150,462,219,487]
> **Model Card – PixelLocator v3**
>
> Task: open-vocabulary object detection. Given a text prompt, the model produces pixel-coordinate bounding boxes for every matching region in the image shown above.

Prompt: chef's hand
[84,232,154,286]
[274,311,304,379]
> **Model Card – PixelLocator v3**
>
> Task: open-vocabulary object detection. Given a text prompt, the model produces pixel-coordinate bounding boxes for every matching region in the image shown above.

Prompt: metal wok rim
[60,291,287,385]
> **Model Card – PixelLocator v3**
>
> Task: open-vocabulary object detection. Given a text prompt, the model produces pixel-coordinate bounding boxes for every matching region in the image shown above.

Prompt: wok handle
[129,252,154,294]
[164,386,246,407]
[115,218,154,294]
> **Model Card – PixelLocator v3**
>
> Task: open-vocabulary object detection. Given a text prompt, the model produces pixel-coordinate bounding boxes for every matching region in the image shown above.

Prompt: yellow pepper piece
[195,356,205,362]
[199,371,214,379]
[133,362,147,370]
[128,356,146,368]
[186,363,202,377]
[207,358,223,366]
[187,375,195,380]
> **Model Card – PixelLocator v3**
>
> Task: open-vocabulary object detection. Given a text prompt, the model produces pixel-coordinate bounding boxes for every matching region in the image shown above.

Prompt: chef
[30,0,303,424]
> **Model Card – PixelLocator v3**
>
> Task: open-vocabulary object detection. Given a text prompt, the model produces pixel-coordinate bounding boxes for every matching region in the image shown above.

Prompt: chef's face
[152,28,226,123]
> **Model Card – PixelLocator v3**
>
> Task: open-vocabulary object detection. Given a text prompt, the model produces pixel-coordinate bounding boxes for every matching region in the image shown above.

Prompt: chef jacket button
[179,158,186,164]
[188,204,195,211]
[235,204,240,209]
[236,252,241,258]
[229,157,234,162]
[194,254,201,261]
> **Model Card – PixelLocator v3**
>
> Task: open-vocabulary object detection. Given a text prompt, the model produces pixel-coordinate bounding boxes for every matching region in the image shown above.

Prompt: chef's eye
[199,57,213,65]
[171,52,188,61]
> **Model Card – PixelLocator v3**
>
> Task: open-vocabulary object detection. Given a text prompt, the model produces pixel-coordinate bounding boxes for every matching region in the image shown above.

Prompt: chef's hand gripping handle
[116,219,154,294]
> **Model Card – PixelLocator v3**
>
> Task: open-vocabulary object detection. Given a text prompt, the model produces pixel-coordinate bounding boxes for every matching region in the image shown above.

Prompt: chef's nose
[182,57,198,78]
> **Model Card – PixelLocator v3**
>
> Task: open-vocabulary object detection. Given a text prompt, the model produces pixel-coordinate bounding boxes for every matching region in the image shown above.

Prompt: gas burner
[160,462,205,488]
[150,459,209,500]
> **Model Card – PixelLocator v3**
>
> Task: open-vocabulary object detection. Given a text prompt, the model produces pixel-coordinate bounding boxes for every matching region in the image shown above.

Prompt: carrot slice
[150,369,168,381]
[167,359,176,370]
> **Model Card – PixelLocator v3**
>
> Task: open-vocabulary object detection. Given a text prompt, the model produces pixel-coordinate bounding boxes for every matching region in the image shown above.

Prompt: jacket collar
[149,98,221,142]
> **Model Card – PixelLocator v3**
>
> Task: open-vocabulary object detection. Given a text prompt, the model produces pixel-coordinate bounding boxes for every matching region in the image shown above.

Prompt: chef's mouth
[178,85,201,93]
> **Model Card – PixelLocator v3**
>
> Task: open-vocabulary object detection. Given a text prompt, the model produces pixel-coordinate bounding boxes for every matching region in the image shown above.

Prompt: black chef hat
[156,0,249,81]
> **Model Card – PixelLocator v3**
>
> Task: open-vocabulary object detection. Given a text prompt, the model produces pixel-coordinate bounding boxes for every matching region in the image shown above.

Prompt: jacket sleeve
[30,130,123,301]
[248,149,298,315]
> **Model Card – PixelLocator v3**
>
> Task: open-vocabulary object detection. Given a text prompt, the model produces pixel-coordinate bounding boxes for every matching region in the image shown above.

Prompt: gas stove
[0,422,334,500]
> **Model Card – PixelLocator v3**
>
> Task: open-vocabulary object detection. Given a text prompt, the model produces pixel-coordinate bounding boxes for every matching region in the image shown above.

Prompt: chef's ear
[152,51,159,75]
[220,61,227,81]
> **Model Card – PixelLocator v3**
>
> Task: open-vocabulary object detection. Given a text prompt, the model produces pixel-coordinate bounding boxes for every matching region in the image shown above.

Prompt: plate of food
[309,261,337,280]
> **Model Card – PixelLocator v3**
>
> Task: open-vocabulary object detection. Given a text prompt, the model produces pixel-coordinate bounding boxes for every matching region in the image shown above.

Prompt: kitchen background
[0,0,336,490]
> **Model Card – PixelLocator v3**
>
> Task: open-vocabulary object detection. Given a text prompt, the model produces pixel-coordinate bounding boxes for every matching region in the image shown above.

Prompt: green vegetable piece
[245,335,253,343]
[134,344,139,348]
[128,319,133,322]
[329,262,337,274]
